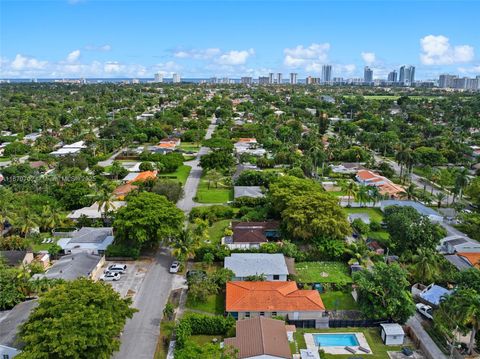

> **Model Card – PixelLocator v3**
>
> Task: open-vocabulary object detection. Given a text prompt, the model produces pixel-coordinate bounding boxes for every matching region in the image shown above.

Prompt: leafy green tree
[17,278,136,359]
[354,262,415,324]
[456,268,480,293]
[0,260,25,309]
[114,192,184,248]
[281,192,350,241]
[408,247,442,284]
[199,150,235,171]
[204,169,224,189]
[171,229,198,262]
[151,179,184,203]
[384,205,445,253]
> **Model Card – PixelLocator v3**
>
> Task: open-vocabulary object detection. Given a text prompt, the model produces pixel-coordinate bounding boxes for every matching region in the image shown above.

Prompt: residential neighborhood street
[113,250,174,359]
[114,117,217,358]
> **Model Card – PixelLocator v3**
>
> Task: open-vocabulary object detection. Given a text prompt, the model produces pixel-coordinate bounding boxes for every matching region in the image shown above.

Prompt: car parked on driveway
[416,303,433,320]
[100,271,121,281]
[169,261,180,273]
[106,264,127,274]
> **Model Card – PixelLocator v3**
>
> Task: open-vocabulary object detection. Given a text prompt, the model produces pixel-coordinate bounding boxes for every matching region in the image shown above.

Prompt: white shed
[380,323,405,345]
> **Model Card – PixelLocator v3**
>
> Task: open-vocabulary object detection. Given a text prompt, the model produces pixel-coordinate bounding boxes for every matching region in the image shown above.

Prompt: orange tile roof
[129,171,157,183]
[458,253,480,269]
[226,281,325,312]
[357,169,380,180]
[113,183,138,199]
[157,143,176,148]
[238,138,256,143]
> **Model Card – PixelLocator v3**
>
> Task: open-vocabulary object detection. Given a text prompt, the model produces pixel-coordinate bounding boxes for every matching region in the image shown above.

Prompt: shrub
[351,218,370,235]
[189,205,234,223]
[105,244,140,259]
[369,220,382,232]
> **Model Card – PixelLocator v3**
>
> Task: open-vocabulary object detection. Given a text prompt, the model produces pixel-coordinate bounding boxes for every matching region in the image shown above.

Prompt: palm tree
[368,186,383,207]
[342,181,358,207]
[96,187,116,224]
[455,168,470,200]
[0,204,16,237]
[440,289,480,355]
[400,183,418,201]
[170,229,198,262]
[434,192,446,208]
[345,242,377,267]
[355,185,371,207]
[15,209,39,237]
[410,248,441,284]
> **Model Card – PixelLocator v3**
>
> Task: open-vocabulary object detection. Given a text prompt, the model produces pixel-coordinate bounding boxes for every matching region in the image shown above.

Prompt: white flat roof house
[50,141,87,157]
[380,323,405,346]
[67,201,126,220]
[380,200,443,223]
[224,253,289,281]
[57,227,114,255]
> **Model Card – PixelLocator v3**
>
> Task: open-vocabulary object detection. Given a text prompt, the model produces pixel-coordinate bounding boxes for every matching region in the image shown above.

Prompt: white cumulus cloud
[66,50,81,62]
[283,43,330,71]
[11,54,48,70]
[217,49,254,65]
[361,52,376,65]
[174,48,221,60]
[420,35,474,65]
[84,44,112,52]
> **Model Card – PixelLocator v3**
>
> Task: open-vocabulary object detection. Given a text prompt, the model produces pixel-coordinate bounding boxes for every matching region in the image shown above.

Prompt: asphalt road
[113,117,217,358]
[113,249,174,359]
[374,154,452,205]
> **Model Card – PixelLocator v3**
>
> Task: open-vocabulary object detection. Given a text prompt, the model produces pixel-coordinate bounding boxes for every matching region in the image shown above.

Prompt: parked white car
[416,303,433,320]
[106,264,127,274]
[100,271,121,281]
[169,261,180,273]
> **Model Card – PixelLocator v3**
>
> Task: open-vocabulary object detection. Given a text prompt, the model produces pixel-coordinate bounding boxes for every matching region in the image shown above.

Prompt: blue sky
[1,0,479,79]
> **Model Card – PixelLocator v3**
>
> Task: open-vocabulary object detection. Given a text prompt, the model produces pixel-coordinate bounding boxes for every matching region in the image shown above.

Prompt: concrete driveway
[101,260,150,300]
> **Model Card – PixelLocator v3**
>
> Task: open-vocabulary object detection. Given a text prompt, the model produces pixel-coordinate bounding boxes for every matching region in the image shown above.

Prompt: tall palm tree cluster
[340,181,384,207]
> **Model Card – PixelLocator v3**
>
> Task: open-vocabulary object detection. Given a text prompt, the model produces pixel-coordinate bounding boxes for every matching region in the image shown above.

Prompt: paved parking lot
[98,259,151,300]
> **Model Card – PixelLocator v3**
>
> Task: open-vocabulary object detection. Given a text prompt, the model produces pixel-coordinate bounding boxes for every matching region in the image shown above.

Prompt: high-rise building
[399,65,415,85]
[276,73,283,84]
[387,70,398,83]
[172,73,181,83]
[154,73,163,83]
[364,66,373,84]
[258,76,270,85]
[241,77,253,85]
[132,78,140,84]
[321,65,332,84]
[439,74,457,88]
[269,73,274,84]
[305,76,320,85]
[290,73,298,85]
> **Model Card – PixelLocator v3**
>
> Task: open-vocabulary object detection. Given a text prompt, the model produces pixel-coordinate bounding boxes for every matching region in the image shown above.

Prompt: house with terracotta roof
[122,170,158,183]
[356,169,404,198]
[457,252,480,269]
[159,137,181,146]
[223,317,292,359]
[113,183,138,200]
[222,221,280,249]
[226,281,327,327]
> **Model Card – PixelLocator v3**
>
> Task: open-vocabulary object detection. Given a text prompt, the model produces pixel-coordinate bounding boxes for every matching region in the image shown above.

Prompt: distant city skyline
[1,1,479,79]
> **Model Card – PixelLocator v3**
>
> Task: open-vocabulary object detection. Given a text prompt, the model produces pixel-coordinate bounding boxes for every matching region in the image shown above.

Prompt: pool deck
[304,332,372,355]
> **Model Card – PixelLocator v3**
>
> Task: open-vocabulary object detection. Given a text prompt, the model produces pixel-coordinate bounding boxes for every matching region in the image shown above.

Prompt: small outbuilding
[380,323,405,345]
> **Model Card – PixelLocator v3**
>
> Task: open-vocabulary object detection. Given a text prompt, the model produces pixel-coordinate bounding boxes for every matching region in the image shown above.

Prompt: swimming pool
[313,333,359,347]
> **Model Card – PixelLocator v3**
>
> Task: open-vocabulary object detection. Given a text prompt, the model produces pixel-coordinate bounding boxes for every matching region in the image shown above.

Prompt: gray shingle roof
[225,253,289,277]
[0,300,38,348]
[234,186,264,199]
[33,253,102,281]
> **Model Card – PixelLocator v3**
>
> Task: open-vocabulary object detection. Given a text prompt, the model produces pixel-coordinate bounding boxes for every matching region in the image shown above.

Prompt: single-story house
[223,317,292,359]
[50,141,86,157]
[457,252,480,269]
[159,137,181,146]
[234,186,264,199]
[380,200,443,223]
[232,164,259,181]
[226,281,326,327]
[440,235,480,254]
[68,201,126,220]
[224,253,290,281]
[122,170,157,183]
[413,283,452,307]
[357,170,405,198]
[32,252,104,281]
[57,227,114,255]
[222,221,280,249]
[380,323,405,345]
[0,251,34,267]
[113,183,138,200]
[0,299,39,358]
[444,254,475,271]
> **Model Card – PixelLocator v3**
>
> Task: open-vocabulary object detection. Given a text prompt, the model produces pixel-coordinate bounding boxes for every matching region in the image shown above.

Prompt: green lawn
[159,165,191,185]
[295,262,352,284]
[186,293,225,315]
[292,327,407,359]
[195,178,233,204]
[320,291,359,310]
[368,231,390,241]
[189,334,224,346]
[179,142,200,152]
[345,207,384,223]
[207,219,231,244]
[29,235,58,252]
